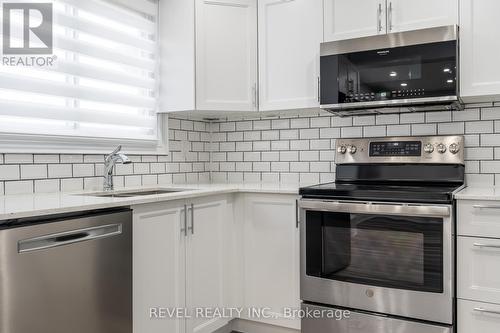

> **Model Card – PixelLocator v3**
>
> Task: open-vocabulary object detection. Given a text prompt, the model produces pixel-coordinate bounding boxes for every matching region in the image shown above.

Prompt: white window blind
[0,0,160,145]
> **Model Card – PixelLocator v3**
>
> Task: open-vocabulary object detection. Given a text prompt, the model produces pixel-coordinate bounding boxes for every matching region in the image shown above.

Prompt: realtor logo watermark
[2,2,56,66]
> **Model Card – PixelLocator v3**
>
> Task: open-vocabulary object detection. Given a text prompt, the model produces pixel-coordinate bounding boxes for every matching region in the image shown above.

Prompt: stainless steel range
[299,135,465,333]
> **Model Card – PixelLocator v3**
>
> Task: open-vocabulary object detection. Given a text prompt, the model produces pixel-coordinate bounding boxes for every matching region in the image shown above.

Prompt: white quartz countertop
[455,186,500,201]
[0,184,299,221]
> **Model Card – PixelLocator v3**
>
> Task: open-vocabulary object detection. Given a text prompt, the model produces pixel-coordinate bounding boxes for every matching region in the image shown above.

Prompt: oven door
[299,199,453,324]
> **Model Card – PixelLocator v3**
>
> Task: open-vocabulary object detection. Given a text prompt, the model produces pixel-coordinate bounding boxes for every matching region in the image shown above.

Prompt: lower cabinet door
[133,201,186,333]
[242,194,300,329]
[186,195,230,333]
[458,236,500,304]
[458,299,500,333]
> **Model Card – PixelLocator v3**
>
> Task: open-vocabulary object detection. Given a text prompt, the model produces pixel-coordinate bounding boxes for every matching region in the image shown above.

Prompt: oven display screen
[370,141,422,156]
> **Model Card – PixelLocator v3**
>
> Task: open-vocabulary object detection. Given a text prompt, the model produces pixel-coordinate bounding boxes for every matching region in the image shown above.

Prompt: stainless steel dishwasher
[0,208,132,333]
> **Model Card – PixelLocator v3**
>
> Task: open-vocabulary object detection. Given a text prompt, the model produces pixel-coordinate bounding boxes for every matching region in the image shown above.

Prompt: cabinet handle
[252,84,257,108]
[473,308,500,316]
[473,243,500,249]
[377,3,383,33]
[188,203,194,235]
[473,205,500,210]
[317,77,320,103]
[388,2,393,32]
[296,199,300,228]
[182,204,188,236]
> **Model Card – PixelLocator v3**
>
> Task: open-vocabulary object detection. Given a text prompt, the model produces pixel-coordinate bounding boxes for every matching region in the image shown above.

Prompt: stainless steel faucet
[104,145,131,191]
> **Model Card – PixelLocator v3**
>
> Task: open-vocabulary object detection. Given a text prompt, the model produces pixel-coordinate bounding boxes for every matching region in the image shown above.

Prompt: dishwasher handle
[18,223,122,253]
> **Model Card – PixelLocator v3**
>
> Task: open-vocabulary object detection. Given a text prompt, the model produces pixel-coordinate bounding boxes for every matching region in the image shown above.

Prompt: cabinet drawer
[458,236,500,304]
[458,200,500,238]
[458,299,500,333]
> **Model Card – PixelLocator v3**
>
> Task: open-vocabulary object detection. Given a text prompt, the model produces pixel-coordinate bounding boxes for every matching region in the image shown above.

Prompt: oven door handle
[299,200,450,218]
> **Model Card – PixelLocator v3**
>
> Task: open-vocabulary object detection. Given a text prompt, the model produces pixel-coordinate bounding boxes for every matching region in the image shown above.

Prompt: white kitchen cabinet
[387,0,457,33]
[195,0,258,111]
[159,0,196,112]
[460,0,500,102]
[133,201,186,333]
[241,194,300,330]
[457,200,500,238]
[458,299,500,333]
[186,195,232,333]
[324,0,385,42]
[258,0,323,111]
[324,0,457,42]
[458,236,500,304]
[133,195,235,333]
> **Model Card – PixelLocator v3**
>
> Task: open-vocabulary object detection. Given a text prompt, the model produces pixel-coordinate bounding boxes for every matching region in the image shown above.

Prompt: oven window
[305,211,443,293]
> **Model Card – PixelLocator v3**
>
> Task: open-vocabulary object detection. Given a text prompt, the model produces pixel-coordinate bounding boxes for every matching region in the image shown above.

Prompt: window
[0,0,164,153]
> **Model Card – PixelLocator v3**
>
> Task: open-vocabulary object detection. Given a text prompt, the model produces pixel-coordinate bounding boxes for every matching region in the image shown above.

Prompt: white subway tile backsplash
[236,121,252,131]
[300,128,320,140]
[310,162,330,172]
[376,114,399,125]
[21,165,47,179]
[253,120,271,130]
[353,115,376,126]
[244,131,261,141]
[280,173,299,184]
[465,147,494,160]
[310,140,331,150]
[364,126,386,137]
[5,181,33,194]
[320,127,341,139]
[453,109,480,121]
[280,151,299,162]
[261,130,280,140]
[5,154,33,164]
[253,141,271,151]
[299,151,319,161]
[34,155,60,164]
[60,155,84,163]
[61,178,83,192]
[244,152,261,162]
[290,162,309,172]
[400,113,425,124]
[310,117,330,128]
[290,140,310,151]
[271,162,289,172]
[481,134,500,146]
[271,141,290,151]
[387,125,411,136]
[411,123,437,135]
[438,122,464,135]
[253,162,271,172]
[481,107,500,120]
[272,119,290,129]
[35,179,60,193]
[426,111,452,123]
[291,118,309,128]
[465,121,494,134]
[341,127,362,138]
[0,165,20,180]
[481,161,500,173]
[73,164,95,177]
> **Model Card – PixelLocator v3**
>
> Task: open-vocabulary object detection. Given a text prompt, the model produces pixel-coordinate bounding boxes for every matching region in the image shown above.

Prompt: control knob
[337,145,347,154]
[349,145,357,154]
[437,143,447,154]
[449,143,460,155]
[424,143,434,154]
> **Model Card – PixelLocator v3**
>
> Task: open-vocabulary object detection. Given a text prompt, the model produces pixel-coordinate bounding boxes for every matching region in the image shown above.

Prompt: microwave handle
[377,3,383,33]
[299,200,450,218]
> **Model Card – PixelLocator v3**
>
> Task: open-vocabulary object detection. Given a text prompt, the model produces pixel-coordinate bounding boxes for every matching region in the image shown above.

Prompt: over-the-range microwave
[320,25,462,116]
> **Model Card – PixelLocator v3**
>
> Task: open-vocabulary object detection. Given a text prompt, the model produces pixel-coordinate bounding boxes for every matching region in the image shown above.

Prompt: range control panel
[370,141,422,156]
[336,136,465,165]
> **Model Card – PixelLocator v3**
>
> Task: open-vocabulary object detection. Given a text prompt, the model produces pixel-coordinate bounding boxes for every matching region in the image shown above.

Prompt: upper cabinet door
[324,0,386,42]
[195,0,258,111]
[387,0,458,33]
[460,0,500,102]
[258,0,323,111]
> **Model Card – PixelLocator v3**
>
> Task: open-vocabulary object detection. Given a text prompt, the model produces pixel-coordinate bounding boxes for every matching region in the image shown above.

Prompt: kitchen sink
[78,189,188,198]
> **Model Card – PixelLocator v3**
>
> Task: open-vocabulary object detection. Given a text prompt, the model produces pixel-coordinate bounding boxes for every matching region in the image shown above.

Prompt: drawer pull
[473,308,500,316]
[473,243,500,249]
[473,205,500,210]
